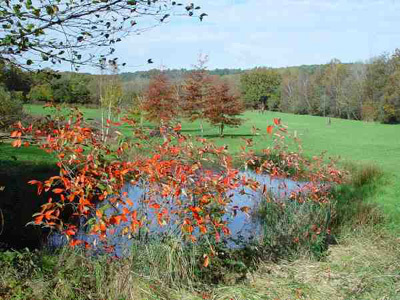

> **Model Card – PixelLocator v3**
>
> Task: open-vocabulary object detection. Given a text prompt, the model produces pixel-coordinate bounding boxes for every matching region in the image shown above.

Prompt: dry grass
[1,229,399,300]
[245,228,400,300]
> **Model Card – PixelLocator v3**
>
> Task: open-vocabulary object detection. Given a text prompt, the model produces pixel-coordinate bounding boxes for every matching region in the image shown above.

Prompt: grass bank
[1,226,399,300]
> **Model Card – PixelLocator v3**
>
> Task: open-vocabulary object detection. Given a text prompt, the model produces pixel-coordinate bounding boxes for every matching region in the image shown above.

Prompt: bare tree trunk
[104,101,112,143]
[161,119,167,142]
[200,120,204,136]
[327,117,331,126]
[220,123,224,137]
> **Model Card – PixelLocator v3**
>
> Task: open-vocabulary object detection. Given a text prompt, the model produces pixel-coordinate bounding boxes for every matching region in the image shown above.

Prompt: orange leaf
[52,188,64,194]
[28,180,41,185]
[11,139,22,148]
[65,229,76,236]
[240,206,251,214]
[203,255,210,268]
[96,210,103,218]
[273,118,281,125]
[28,180,43,195]
[173,123,182,132]
[200,225,207,234]
[149,203,160,209]
[23,141,30,147]
[44,210,55,220]
[34,215,44,225]
[10,131,19,138]
[266,125,273,135]
[69,239,83,247]
[92,224,100,233]
[110,216,122,225]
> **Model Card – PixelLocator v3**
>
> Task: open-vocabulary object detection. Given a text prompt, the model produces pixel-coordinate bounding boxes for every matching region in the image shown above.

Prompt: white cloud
[81,0,400,72]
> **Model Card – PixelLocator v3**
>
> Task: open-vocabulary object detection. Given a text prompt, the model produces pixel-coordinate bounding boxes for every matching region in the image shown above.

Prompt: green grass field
[21,104,400,229]
[23,104,400,172]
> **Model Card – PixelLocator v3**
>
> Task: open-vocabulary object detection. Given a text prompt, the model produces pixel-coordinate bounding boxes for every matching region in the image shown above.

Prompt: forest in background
[2,48,400,124]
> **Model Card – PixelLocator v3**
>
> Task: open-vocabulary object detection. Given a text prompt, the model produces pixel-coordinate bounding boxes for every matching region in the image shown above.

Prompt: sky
[88,0,400,72]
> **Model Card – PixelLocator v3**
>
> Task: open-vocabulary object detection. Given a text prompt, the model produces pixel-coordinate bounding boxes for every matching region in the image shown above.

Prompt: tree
[181,55,212,135]
[97,61,124,142]
[0,61,32,97]
[0,85,23,127]
[28,83,53,102]
[338,63,366,120]
[240,68,281,109]
[142,72,177,126]
[204,80,244,137]
[321,59,349,119]
[363,54,391,111]
[382,70,400,123]
[52,73,92,103]
[0,1,205,69]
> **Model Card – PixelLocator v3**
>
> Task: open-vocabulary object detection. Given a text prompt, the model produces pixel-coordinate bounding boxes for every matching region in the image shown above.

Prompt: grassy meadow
[23,104,400,172]
[1,104,400,299]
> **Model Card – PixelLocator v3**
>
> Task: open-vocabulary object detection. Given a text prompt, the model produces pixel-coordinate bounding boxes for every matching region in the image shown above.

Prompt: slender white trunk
[200,120,204,136]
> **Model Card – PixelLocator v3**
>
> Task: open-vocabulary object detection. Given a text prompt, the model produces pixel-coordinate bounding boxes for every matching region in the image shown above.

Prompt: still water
[48,171,307,256]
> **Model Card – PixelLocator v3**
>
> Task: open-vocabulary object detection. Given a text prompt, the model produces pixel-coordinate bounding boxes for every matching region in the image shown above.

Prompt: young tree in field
[204,80,244,137]
[99,61,123,142]
[142,72,177,126]
[181,55,212,135]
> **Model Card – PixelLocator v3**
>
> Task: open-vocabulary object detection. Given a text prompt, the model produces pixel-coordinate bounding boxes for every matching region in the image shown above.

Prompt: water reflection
[48,171,307,256]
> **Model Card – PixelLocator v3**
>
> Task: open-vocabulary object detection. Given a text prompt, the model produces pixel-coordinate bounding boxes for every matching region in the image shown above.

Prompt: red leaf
[28,180,43,195]
[65,229,76,236]
[267,125,273,135]
[173,124,182,132]
[69,239,83,247]
[149,203,160,209]
[110,216,122,225]
[273,118,281,125]
[28,180,41,185]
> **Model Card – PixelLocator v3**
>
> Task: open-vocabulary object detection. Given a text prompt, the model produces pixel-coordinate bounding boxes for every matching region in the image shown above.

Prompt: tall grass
[255,197,334,260]
[331,163,384,231]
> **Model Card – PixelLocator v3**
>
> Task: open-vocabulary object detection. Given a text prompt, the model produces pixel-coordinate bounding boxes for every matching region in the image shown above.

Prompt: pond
[48,171,308,256]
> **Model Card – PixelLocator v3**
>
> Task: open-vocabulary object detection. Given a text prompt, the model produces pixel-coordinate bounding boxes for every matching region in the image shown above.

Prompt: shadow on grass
[203,133,254,138]
[180,129,202,133]
[0,157,57,250]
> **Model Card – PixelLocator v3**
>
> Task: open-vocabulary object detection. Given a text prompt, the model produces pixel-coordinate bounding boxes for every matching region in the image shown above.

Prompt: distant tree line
[241,49,400,124]
[2,48,400,125]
